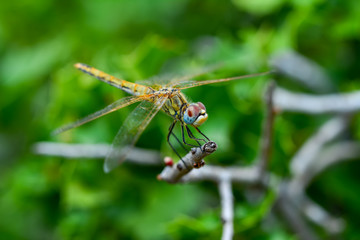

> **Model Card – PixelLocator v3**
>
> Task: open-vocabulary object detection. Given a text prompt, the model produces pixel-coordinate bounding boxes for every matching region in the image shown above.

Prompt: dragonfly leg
[168,121,187,151]
[186,125,206,145]
[167,121,189,168]
[185,127,202,146]
[181,124,200,148]
[194,126,211,142]
[171,131,188,152]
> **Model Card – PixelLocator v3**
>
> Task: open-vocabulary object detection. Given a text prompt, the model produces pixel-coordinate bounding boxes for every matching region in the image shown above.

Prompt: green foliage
[1,0,360,239]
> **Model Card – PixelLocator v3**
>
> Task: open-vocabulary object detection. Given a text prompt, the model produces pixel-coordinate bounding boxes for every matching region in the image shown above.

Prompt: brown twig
[257,81,276,179]
[157,141,217,183]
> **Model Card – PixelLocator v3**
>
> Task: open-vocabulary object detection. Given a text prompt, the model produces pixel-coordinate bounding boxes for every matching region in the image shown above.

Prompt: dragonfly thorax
[183,102,208,127]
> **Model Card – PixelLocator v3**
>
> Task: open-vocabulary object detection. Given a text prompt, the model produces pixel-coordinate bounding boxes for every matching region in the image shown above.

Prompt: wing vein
[176,71,273,90]
[104,95,168,172]
[53,94,155,135]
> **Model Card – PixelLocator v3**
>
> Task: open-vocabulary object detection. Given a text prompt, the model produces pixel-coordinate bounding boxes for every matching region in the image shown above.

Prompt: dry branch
[276,188,319,240]
[180,165,262,184]
[218,176,234,240]
[290,116,348,179]
[274,87,360,114]
[257,81,276,178]
[293,141,360,193]
[301,196,345,234]
[282,116,350,235]
[270,51,334,92]
[32,142,162,165]
[157,141,217,183]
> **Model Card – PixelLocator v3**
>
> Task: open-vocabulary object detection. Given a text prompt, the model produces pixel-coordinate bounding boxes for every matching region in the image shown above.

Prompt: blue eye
[184,113,196,124]
[183,105,199,124]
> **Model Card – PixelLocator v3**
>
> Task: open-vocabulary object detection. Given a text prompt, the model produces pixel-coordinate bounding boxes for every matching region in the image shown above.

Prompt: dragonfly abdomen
[75,63,152,96]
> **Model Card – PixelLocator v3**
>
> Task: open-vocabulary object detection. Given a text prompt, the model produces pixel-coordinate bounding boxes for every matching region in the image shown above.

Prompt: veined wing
[52,95,153,135]
[174,70,273,90]
[104,96,168,173]
[163,64,222,87]
[138,64,222,89]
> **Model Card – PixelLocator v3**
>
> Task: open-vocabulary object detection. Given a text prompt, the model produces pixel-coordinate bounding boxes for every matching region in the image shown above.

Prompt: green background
[1,0,360,239]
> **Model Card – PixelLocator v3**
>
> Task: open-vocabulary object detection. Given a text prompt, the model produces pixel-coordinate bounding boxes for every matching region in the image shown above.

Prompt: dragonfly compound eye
[184,105,200,124]
[184,103,208,127]
[197,102,206,111]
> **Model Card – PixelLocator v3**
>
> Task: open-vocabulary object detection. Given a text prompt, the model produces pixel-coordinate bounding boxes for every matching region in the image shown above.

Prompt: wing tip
[103,163,112,173]
[103,148,130,173]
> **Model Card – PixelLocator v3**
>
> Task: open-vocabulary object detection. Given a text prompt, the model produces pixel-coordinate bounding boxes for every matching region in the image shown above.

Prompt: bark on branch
[157,141,217,183]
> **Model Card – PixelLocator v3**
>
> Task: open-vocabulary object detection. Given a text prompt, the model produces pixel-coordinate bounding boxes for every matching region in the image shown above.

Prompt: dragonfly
[54,63,271,172]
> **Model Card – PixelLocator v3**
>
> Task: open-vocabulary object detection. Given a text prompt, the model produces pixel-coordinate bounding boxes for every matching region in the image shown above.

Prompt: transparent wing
[138,64,222,88]
[103,96,168,173]
[163,63,222,87]
[52,95,152,135]
[174,70,273,90]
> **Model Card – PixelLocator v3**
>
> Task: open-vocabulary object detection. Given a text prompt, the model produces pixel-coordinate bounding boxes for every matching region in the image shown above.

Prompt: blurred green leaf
[232,0,285,15]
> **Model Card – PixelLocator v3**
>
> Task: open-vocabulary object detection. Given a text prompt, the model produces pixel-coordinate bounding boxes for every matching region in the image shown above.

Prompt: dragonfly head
[183,102,208,127]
